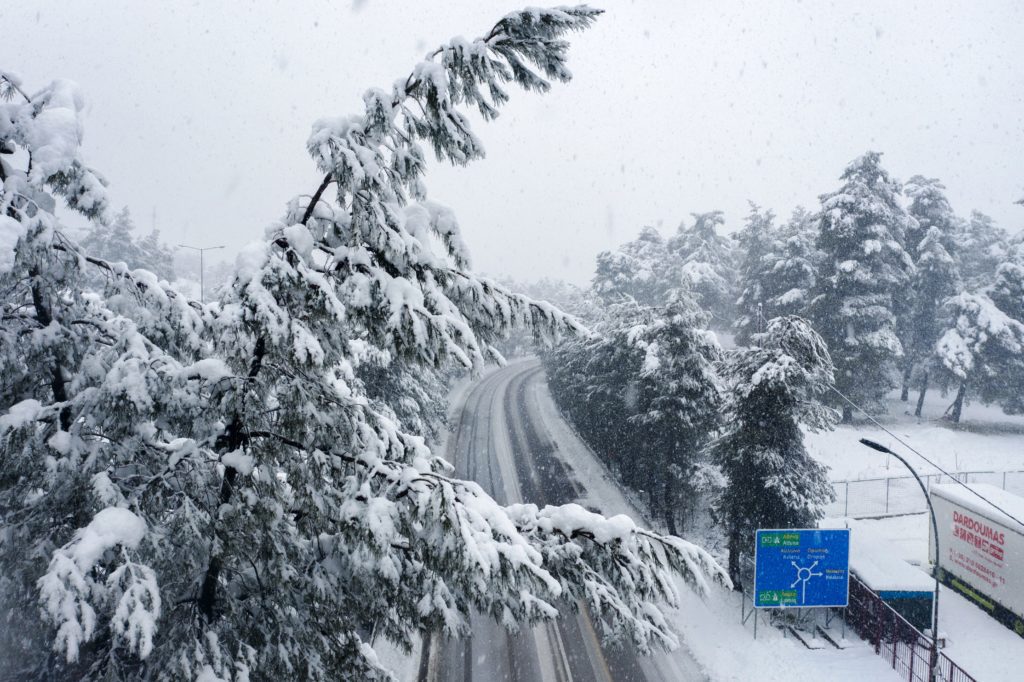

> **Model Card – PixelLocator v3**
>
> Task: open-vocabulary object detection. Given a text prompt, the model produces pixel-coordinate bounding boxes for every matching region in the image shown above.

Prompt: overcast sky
[6,0,1023,284]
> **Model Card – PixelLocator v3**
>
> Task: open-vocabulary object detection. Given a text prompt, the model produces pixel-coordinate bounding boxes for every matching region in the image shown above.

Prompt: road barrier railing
[848,575,975,682]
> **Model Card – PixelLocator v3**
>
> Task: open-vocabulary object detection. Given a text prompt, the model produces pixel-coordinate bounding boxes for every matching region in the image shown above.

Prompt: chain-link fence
[827,470,1024,518]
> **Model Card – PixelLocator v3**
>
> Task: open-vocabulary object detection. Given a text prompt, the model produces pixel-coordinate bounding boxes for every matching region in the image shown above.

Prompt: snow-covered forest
[544,151,1024,574]
[3,2,1024,681]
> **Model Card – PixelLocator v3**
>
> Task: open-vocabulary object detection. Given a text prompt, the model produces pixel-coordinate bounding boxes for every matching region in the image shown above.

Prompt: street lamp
[859,438,940,682]
[178,244,224,303]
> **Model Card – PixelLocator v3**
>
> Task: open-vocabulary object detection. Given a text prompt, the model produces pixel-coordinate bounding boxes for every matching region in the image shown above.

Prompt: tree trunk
[900,360,912,402]
[198,336,265,621]
[914,371,929,418]
[727,528,743,591]
[30,273,72,430]
[841,405,853,423]
[663,480,677,536]
[949,381,967,423]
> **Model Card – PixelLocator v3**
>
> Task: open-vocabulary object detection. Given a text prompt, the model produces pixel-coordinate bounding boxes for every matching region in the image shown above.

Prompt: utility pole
[178,244,224,303]
[859,438,941,682]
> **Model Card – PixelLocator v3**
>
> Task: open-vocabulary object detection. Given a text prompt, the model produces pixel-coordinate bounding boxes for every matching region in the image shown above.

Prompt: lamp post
[859,438,940,682]
[178,244,224,303]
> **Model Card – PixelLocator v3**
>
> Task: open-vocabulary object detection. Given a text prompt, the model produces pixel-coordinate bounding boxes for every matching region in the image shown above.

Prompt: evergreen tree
[712,316,837,588]
[138,228,177,281]
[765,206,820,317]
[990,260,1024,324]
[1,12,728,680]
[906,227,960,416]
[809,152,914,422]
[545,294,722,535]
[627,296,723,535]
[592,225,673,306]
[901,176,961,412]
[668,210,737,327]
[733,203,778,345]
[935,293,1024,422]
[737,206,820,342]
[79,207,177,283]
[958,210,1008,291]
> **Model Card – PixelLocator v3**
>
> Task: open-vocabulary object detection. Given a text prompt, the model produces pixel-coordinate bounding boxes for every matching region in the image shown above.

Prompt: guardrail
[848,575,975,682]
[827,470,1024,518]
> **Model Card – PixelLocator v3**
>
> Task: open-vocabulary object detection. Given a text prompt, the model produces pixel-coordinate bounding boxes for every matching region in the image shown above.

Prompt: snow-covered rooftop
[820,517,935,593]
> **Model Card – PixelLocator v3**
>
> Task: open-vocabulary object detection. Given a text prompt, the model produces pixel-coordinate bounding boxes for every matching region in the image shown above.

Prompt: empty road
[418,359,707,682]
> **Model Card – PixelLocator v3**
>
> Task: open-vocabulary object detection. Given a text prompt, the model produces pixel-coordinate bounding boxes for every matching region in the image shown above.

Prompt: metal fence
[848,575,975,682]
[827,470,1024,518]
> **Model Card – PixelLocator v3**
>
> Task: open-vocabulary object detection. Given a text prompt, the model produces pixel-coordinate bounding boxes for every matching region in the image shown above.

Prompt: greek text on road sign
[753,529,850,608]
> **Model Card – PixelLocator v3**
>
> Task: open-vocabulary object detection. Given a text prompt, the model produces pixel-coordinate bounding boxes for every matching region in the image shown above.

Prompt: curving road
[418,359,707,682]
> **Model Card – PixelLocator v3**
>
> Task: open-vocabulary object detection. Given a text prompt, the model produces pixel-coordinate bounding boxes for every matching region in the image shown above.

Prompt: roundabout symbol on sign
[790,560,823,605]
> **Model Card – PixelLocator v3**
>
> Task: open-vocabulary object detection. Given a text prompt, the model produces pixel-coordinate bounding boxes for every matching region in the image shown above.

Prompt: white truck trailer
[929,483,1024,638]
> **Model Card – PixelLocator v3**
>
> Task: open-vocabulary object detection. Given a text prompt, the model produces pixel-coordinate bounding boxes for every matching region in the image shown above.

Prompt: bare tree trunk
[948,380,967,424]
[914,371,929,418]
[727,528,743,592]
[900,360,912,402]
[841,405,853,423]
[664,480,677,536]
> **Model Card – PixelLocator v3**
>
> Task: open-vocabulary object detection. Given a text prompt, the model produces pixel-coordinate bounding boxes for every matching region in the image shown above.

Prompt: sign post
[753,529,851,609]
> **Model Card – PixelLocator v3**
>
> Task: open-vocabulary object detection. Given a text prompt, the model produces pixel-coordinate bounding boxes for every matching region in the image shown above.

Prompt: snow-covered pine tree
[958,210,1009,291]
[736,206,821,344]
[546,294,722,535]
[906,227,960,416]
[668,210,737,328]
[809,152,915,422]
[79,207,177,283]
[935,292,1024,422]
[765,206,820,317]
[626,296,723,535]
[712,316,837,587]
[900,176,961,412]
[990,260,1024,324]
[733,203,778,345]
[2,10,729,680]
[545,302,649,492]
[592,225,674,306]
[137,228,177,282]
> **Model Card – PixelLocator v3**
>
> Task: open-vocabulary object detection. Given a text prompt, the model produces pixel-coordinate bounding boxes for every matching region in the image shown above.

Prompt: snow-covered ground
[806,389,1024,482]
[864,513,1024,682]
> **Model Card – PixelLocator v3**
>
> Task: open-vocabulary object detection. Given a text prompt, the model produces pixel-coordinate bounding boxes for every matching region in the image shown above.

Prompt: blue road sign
[753,529,850,608]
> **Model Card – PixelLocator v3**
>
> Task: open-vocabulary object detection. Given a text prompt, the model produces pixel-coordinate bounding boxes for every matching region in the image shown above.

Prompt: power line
[827,383,1024,531]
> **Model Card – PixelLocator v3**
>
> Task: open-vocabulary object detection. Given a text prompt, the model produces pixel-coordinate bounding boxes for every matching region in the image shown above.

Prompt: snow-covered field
[806,390,1024,482]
